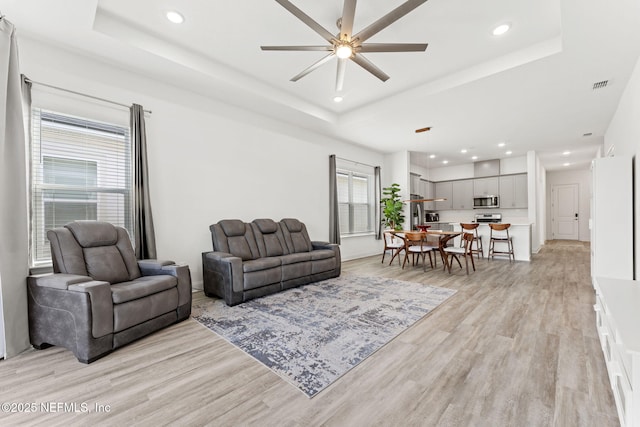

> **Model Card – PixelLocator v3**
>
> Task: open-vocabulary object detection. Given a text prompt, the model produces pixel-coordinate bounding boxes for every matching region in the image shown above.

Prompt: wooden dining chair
[443,232,476,274]
[402,231,438,270]
[382,231,405,265]
[460,223,483,258]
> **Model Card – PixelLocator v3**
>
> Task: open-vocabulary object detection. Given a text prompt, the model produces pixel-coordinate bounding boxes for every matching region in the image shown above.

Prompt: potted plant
[381,183,405,230]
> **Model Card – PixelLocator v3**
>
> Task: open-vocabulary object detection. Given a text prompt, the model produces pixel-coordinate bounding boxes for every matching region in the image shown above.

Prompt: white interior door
[552,184,579,240]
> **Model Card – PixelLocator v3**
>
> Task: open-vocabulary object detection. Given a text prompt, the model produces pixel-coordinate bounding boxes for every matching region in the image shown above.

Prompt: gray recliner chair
[27,221,192,363]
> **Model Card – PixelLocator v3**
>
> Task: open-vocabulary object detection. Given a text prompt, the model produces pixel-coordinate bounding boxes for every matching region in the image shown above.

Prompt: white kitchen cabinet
[593,277,640,427]
[473,177,499,196]
[499,174,528,208]
[452,180,474,210]
[435,181,453,210]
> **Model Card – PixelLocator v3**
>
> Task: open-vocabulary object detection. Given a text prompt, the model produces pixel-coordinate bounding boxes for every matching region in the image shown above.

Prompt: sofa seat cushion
[113,288,178,332]
[311,249,336,261]
[243,267,281,291]
[279,252,312,265]
[111,275,178,304]
[243,257,281,273]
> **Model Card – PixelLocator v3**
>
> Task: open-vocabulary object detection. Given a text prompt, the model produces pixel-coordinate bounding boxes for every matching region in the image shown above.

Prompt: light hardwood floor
[0,241,618,426]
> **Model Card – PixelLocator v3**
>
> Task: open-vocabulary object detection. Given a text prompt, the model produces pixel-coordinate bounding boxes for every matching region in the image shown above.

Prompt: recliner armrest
[202,251,244,305]
[138,259,192,310]
[68,280,113,338]
[311,241,336,250]
[30,273,94,290]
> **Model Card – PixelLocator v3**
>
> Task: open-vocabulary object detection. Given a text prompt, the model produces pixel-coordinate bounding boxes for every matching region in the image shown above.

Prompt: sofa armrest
[311,241,341,276]
[311,241,335,250]
[30,273,94,290]
[138,260,192,316]
[27,275,114,338]
[202,251,244,306]
[67,280,113,338]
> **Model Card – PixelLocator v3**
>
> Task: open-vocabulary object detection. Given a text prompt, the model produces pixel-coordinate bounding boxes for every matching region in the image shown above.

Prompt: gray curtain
[329,155,340,244]
[131,104,157,260]
[0,18,30,358]
[375,166,382,240]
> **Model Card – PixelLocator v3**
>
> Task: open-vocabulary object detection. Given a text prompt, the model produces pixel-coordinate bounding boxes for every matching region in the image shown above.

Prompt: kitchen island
[451,222,532,261]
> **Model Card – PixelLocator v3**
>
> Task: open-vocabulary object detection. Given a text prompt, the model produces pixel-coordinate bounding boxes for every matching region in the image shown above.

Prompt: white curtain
[0,17,30,358]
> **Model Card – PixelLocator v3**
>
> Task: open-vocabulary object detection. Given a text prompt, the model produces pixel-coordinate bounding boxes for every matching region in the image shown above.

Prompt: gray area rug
[192,275,456,397]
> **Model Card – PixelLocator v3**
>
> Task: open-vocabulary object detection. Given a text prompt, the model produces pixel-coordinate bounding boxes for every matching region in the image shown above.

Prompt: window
[336,166,375,235]
[30,110,133,266]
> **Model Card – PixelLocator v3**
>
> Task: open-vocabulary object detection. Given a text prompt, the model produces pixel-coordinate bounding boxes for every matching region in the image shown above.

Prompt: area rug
[191,275,456,397]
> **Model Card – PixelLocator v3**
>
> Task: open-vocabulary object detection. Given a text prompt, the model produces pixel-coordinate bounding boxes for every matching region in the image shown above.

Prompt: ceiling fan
[261,0,429,91]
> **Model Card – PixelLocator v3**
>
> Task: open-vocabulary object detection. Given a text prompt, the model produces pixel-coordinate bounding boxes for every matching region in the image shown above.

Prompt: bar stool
[488,223,514,262]
[460,223,483,259]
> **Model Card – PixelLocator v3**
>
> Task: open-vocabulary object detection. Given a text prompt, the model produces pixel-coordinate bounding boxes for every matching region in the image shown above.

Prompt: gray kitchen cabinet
[410,173,421,195]
[473,177,499,196]
[421,179,435,210]
[499,174,528,208]
[452,179,474,210]
[435,181,453,210]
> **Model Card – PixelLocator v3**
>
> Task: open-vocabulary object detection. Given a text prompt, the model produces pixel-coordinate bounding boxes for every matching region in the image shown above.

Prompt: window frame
[336,167,376,236]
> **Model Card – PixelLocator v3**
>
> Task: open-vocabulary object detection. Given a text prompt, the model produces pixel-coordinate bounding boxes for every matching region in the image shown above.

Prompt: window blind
[30,109,133,266]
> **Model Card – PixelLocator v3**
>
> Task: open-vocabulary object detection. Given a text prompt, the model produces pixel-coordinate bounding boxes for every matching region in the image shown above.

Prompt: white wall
[546,168,592,242]
[605,53,640,278]
[18,37,388,286]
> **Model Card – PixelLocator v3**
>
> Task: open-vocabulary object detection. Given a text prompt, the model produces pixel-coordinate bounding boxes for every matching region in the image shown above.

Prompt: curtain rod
[24,77,152,114]
[335,156,377,169]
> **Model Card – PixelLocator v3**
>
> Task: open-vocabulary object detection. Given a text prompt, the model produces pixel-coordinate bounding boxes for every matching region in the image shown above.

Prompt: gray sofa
[27,221,192,363]
[202,218,340,306]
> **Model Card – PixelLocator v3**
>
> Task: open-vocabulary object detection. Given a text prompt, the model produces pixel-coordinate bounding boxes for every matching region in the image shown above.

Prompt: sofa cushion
[243,257,281,273]
[67,221,118,248]
[280,218,313,253]
[113,288,178,332]
[83,246,130,284]
[111,275,178,304]
[252,219,287,257]
[279,252,312,265]
[215,220,260,261]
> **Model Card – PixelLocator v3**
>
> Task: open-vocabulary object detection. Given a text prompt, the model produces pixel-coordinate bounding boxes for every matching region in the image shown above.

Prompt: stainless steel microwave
[473,195,499,208]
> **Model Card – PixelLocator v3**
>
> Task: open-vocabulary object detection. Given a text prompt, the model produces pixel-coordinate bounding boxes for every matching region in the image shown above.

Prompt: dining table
[391,229,462,271]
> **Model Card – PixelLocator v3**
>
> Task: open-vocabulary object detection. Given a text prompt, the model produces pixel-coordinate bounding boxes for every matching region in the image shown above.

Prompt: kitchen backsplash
[435,208,530,224]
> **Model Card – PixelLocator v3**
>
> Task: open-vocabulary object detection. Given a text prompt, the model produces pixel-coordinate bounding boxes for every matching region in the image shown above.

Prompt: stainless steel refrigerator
[410,194,424,230]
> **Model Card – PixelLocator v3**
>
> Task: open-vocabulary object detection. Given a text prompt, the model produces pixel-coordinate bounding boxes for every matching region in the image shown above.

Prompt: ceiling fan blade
[339,0,357,40]
[359,43,428,53]
[275,0,337,43]
[353,0,428,43]
[336,58,347,92]
[261,45,333,51]
[290,53,336,82]
[351,54,390,82]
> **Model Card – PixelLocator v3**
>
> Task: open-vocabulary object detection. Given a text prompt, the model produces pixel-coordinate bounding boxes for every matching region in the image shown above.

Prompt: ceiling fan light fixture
[336,44,353,59]
[166,10,185,24]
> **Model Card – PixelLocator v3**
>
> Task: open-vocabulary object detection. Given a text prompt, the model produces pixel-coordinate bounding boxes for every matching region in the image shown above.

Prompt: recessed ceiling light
[563,151,571,156]
[471,156,478,160]
[498,142,506,147]
[505,151,512,155]
[461,149,468,154]
[166,10,184,24]
[442,160,449,164]
[429,154,436,159]
[333,96,343,103]
[563,162,571,167]
[493,23,510,36]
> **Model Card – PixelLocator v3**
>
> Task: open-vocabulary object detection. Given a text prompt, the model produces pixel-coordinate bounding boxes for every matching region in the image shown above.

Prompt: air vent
[593,80,609,90]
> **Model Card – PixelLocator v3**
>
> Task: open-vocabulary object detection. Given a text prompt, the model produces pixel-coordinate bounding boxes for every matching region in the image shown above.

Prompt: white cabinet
[593,277,640,427]
[473,177,499,196]
[452,180,474,210]
[435,181,452,210]
[499,174,528,208]
[591,156,633,280]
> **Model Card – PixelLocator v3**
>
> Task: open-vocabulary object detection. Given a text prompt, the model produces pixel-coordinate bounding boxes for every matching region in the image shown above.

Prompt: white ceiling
[3,0,640,171]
